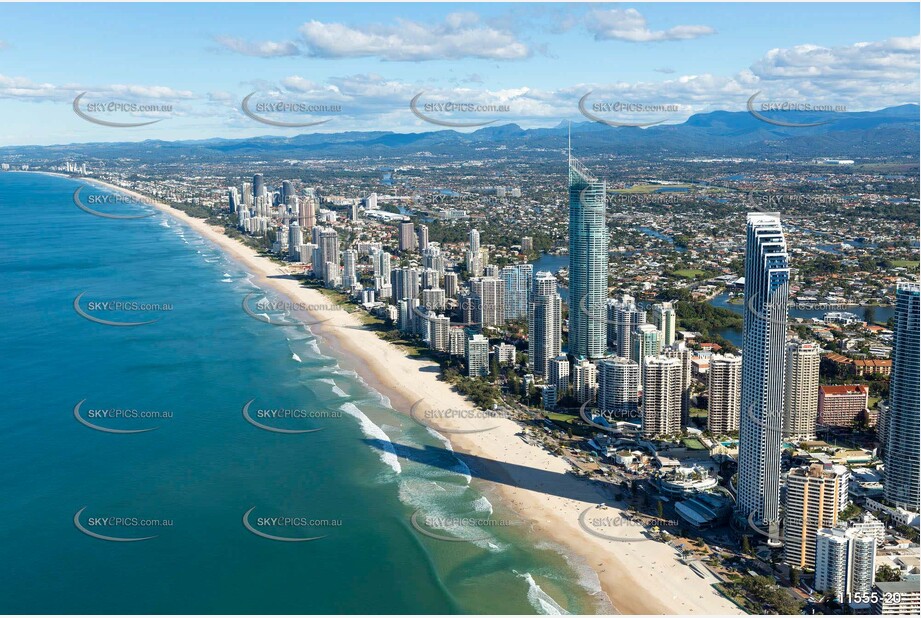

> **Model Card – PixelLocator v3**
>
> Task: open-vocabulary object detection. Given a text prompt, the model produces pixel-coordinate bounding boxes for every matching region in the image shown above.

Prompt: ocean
[0,172,605,614]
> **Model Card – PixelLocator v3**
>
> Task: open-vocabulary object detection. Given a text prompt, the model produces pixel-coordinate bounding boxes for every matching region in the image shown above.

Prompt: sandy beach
[75,174,743,616]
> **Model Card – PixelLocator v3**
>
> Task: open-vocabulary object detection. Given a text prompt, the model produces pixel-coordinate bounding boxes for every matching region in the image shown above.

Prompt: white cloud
[0,75,194,103]
[751,35,921,82]
[298,14,530,61]
[586,8,715,42]
[214,36,299,58]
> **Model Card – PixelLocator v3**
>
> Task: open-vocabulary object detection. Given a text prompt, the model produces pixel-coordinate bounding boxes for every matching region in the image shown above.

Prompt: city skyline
[2,3,919,616]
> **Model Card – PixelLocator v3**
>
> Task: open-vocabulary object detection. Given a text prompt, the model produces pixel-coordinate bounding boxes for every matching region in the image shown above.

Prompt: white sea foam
[221,278,233,283]
[473,496,493,516]
[517,572,569,615]
[339,402,401,474]
[425,426,453,451]
[533,540,612,612]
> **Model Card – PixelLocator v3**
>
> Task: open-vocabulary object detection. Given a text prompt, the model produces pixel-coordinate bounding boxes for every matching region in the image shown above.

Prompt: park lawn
[891,260,920,269]
[672,269,707,278]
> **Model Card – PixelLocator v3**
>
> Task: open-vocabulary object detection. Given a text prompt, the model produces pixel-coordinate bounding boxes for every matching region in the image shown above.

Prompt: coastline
[62,172,743,616]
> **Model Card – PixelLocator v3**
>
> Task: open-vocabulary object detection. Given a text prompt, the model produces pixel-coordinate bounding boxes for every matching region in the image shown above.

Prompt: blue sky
[0,2,918,145]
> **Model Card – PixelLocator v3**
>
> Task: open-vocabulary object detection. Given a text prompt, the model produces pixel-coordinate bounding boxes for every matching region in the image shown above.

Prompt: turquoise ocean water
[0,172,607,614]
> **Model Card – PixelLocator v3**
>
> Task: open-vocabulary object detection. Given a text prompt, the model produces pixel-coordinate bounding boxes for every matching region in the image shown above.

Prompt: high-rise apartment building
[783,463,849,569]
[737,212,790,531]
[528,271,561,376]
[597,357,640,419]
[651,302,677,346]
[568,150,607,359]
[708,353,742,434]
[883,282,920,511]
[784,340,821,441]
[641,356,682,437]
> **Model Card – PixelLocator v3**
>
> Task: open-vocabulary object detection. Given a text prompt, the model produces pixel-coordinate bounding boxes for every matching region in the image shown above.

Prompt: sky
[0,1,918,146]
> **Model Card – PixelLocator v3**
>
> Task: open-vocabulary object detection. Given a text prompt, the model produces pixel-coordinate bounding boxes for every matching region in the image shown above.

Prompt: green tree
[876,564,902,583]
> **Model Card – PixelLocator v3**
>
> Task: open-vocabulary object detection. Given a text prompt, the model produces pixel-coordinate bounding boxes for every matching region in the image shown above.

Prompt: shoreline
[57,172,742,616]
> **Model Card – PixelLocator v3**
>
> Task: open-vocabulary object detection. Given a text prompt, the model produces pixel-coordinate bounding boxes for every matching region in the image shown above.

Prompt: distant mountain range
[3,104,918,162]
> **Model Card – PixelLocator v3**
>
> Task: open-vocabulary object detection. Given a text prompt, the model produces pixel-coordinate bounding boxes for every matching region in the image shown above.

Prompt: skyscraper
[572,359,598,404]
[341,249,358,289]
[783,463,849,569]
[597,357,639,419]
[501,263,533,320]
[466,333,490,377]
[568,147,607,359]
[399,221,416,252]
[390,267,420,302]
[466,229,483,277]
[252,173,264,201]
[528,271,561,376]
[298,194,316,230]
[663,341,692,427]
[815,527,876,603]
[737,212,790,532]
[784,340,821,441]
[313,227,340,284]
[708,353,742,435]
[470,277,505,328]
[607,294,646,357]
[632,323,661,377]
[641,356,682,437]
[884,282,920,511]
[417,224,429,252]
[651,302,677,346]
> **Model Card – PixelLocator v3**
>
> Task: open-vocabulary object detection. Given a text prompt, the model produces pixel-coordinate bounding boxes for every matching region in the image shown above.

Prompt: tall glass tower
[737,212,790,532]
[568,143,607,359]
[884,282,920,511]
